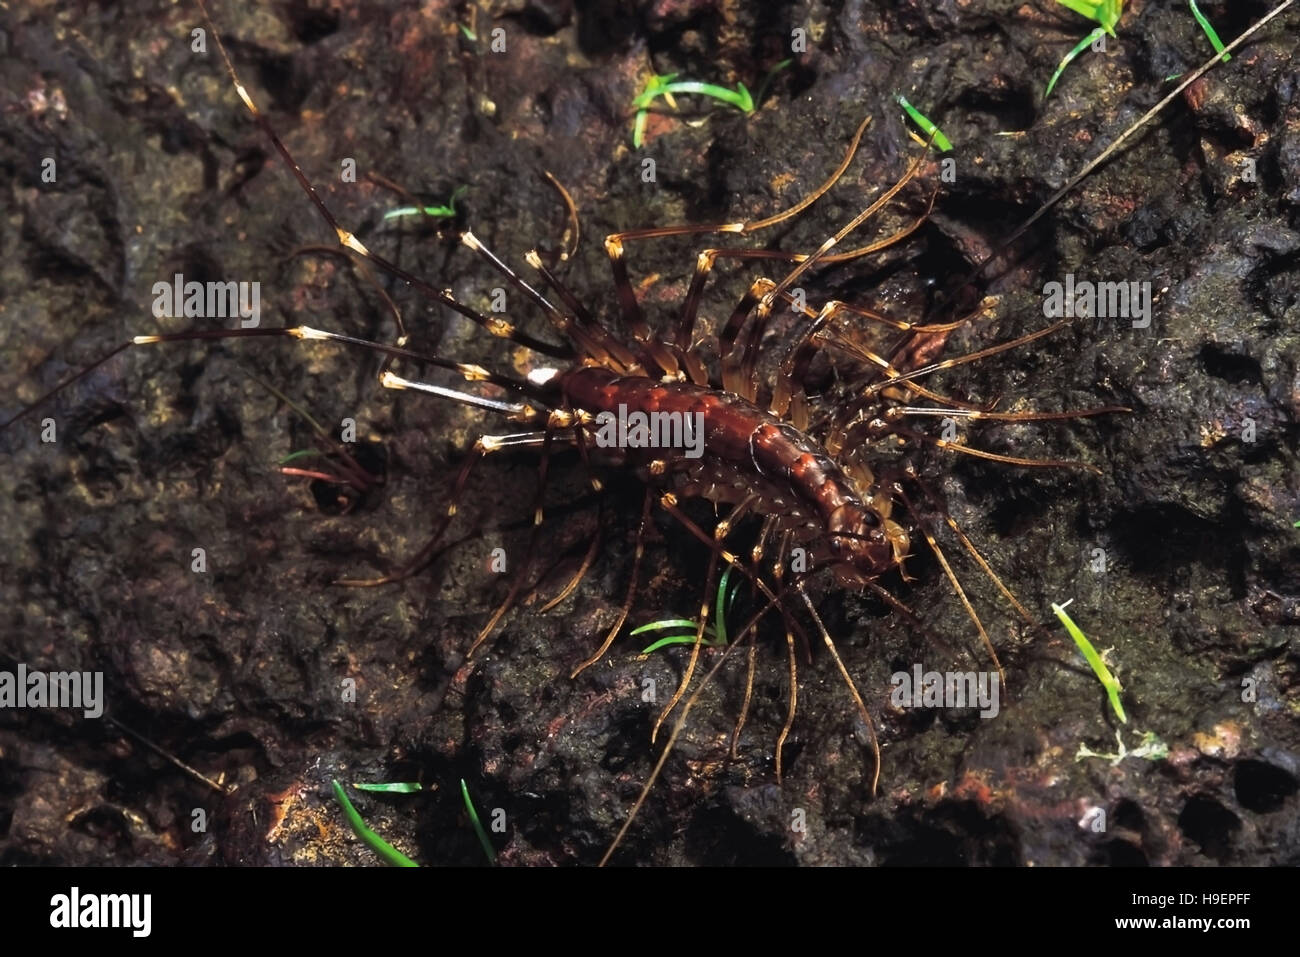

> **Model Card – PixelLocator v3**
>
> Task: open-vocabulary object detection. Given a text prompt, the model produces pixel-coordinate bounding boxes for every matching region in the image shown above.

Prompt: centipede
[3,1,1296,867]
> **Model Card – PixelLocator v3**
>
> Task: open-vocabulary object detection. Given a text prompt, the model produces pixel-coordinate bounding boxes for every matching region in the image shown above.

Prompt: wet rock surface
[1,1,1297,865]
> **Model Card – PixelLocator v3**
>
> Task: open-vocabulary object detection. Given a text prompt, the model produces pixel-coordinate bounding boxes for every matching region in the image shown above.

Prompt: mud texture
[1,1,1298,866]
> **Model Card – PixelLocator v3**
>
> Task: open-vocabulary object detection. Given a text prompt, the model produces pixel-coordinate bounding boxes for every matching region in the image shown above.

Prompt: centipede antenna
[856,319,1072,402]
[896,487,1006,689]
[887,422,1103,474]
[796,584,881,797]
[907,470,1035,626]
[890,405,1131,422]
[816,329,994,415]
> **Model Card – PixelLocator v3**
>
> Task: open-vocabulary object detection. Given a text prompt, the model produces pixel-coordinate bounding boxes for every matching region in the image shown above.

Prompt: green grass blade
[278,448,326,466]
[895,95,953,151]
[630,618,701,637]
[753,58,793,108]
[383,186,467,222]
[460,778,497,864]
[713,566,733,645]
[331,779,418,867]
[636,80,753,113]
[640,633,725,654]
[1051,602,1127,724]
[1188,0,1230,61]
[353,781,424,793]
[1046,27,1106,97]
[1054,0,1121,34]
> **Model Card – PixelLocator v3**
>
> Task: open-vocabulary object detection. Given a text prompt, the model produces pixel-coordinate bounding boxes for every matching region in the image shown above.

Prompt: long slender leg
[570,487,655,677]
[334,429,563,588]
[521,251,649,374]
[733,189,939,390]
[651,490,761,740]
[775,610,799,783]
[538,499,604,613]
[893,485,1005,687]
[797,584,882,798]
[466,426,562,658]
[905,468,1034,625]
[3,325,551,435]
[600,587,789,867]
[651,547,721,742]
[869,420,1105,473]
[603,114,879,354]
[195,1,578,361]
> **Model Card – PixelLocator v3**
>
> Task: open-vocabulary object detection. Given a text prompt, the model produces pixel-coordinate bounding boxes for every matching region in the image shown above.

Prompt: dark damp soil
[1,1,1297,866]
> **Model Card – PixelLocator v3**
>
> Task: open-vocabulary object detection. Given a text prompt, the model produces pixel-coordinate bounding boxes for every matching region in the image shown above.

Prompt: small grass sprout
[331,779,419,867]
[1052,599,1127,723]
[632,566,740,654]
[383,185,468,222]
[1046,0,1124,97]
[353,781,425,794]
[895,94,953,152]
[630,60,792,147]
[1188,0,1230,63]
[460,778,497,864]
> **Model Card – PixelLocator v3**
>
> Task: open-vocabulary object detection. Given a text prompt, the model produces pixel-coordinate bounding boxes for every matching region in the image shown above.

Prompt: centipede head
[824,505,895,587]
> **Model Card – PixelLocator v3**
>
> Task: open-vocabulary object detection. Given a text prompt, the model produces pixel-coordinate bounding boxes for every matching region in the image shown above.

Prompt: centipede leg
[601,588,788,867]
[467,427,562,658]
[570,487,655,678]
[722,515,771,757]
[651,546,721,743]
[775,611,799,784]
[797,584,881,798]
[537,424,606,614]
[335,429,563,588]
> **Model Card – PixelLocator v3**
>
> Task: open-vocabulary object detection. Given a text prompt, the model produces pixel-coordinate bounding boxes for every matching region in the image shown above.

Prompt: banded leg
[334,429,564,589]
[467,424,564,658]
[893,484,1005,687]
[797,584,882,798]
[570,487,655,678]
[196,1,575,360]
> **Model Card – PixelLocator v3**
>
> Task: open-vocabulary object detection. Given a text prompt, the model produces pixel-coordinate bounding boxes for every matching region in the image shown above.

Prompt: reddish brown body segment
[561,366,892,577]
